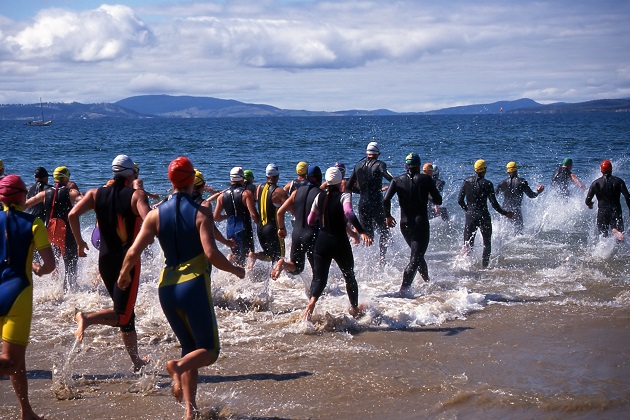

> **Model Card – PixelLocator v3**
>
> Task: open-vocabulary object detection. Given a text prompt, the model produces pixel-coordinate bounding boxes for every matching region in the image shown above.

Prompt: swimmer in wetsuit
[303,167,372,320]
[495,161,544,234]
[423,163,450,221]
[384,153,442,293]
[24,166,82,292]
[458,160,514,268]
[585,160,630,239]
[551,158,585,198]
[214,167,259,266]
[68,155,151,372]
[346,141,393,264]
[118,156,245,419]
[273,166,323,279]
[253,163,289,265]
[24,167,51,221]
[0,174,55,420]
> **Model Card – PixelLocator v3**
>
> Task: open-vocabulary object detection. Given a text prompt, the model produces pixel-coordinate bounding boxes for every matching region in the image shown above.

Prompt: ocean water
[1,114,630,418]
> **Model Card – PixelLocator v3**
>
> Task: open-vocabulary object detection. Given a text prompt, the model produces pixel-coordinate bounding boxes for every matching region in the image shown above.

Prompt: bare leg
[166,349,218,412]
[1,341,43,420]
[74,309,118,342]
[302,296,317,321]
[121,330,150,372]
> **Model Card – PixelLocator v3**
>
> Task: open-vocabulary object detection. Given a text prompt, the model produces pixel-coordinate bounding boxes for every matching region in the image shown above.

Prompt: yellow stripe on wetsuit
[159,253,209,288]
[260,183,270,226]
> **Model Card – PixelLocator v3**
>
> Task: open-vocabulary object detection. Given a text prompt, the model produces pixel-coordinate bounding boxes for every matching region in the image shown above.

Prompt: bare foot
[247,252,256,270]
[166,360,183,403]
[133,356,151,373]
[301,307,313,322]
[271,258,284,280]
[74,310,86,343]
[22,410,45,420]
[612,228,625,241]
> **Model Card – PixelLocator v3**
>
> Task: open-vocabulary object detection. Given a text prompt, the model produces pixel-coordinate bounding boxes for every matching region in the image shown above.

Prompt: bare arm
[276,191,296,237]
[33,246,55,276]
[213,194,226,222]
[197,206,245,278]
[132,189,151,219]
[68,189,97,257]
[243,190,260,224]
[24,190,45,209]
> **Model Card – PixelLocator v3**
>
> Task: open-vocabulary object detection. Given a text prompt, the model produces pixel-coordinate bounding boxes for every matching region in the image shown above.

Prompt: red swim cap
[600,160,612,174]
[168,156,195,188]
[0,174,27,205]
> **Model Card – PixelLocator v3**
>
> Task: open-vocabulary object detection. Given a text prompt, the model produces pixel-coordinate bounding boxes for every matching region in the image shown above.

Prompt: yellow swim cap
[194,169,205,188]
[474,159,487,173]
[422,162,433,174]
[506,161,518,173]
[53,166,70,181]
[296,161,308,176]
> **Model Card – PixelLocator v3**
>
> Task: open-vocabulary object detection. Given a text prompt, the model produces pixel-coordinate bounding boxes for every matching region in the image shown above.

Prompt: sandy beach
[2,298,629,420]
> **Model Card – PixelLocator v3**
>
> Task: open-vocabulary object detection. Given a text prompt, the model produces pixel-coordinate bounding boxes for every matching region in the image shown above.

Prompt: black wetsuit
[44,185,78,291]
[287,178,309,195]
[257,182,283,262]
[347,157,393,261]
[95,180,142,332]
[384,171,442,288]
[25,181,51,220]
[551,166,574,198]
[428,176,449,221]
[243,181,257,198]
[310,187,366,307]
[495,174,540,233]
[585,174,630,236]
[290,184,323,275]
[458,174,510,268]
[222,185,254,265]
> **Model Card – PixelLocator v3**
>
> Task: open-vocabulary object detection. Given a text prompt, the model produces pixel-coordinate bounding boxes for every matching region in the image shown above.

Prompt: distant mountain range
[1,95,629,120]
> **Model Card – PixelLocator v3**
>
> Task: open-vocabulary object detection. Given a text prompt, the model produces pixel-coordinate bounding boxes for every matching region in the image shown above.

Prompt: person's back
[350,158,389,202]
[94,180,139,256]
[158,193,205,269]
[293,184,322,231]
[587,173,628,210]
[459,174,495,217]
[389,172,438,225]
[25,175,50,220]
[223,186,250,222]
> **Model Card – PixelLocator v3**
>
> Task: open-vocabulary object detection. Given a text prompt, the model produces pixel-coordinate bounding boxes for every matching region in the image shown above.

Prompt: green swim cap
[562,158,573,167]
[405,152,420,168]
[243,169,254,181]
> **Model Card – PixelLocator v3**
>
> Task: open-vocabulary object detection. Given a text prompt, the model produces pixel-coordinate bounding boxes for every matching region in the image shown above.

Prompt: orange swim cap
[600,160,612,174]
[168,157,195,188]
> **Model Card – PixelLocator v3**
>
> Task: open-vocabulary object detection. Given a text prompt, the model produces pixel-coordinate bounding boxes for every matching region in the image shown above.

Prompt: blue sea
[1,114,630,418]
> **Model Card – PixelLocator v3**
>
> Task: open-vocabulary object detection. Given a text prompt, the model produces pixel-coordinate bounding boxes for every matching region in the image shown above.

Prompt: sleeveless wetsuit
[347,158,393,260]
[44,185,78,290]
[384,172,442,287]
[257,182,284,262]
[1,206,50,346]
[496,174,540,233]
[94,183,142,332]
[585,174,630,236]
[157,192,219,356]
[222,185,254,265]
[309,187,366,307]
[458,174,509,267]
[288,178,309,195]
[290,184,323,274]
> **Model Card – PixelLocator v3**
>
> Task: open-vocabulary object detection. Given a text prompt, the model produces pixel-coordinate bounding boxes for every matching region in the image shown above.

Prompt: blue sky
[1,1,629,111]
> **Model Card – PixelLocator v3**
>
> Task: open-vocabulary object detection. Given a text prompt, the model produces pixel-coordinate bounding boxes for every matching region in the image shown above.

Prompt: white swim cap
[266,163,279,177]
[366,141,380,155]
[230,166,244,182]
[325,167,342,186]
[112,154,135,177]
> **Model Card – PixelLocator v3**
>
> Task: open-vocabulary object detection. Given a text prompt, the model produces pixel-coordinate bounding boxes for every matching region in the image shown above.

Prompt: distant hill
[1,96,629,120]
[424,98,541,115]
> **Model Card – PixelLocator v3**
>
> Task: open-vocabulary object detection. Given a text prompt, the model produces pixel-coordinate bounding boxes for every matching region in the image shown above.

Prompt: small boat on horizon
[26,98,52,126]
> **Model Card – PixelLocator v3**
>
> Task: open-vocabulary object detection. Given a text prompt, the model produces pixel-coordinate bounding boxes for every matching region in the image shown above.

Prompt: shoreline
[2,300,629,419]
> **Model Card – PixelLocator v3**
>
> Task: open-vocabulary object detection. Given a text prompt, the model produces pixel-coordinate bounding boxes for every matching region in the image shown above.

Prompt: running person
[214,167,259,266]
[423,163,449,221]
[68,155,151,371]
[118,156,245,419]
[0,174,55,420]
[24,166,82,291]
[303,167,372,320]
[384,153,442,293]
[273,166,323,279]
[24,167,51,220]
[495,161,544,234]
[551,158,585,198]
[585,160,630,239]
[458,160,513,268]
[346,141,393,264]
[253,163,288,265]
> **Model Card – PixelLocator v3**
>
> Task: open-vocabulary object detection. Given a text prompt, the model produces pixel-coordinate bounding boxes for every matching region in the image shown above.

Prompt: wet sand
[2,301,630,419]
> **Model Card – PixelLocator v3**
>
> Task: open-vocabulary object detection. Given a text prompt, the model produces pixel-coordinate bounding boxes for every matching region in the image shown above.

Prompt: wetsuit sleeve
[32,217,51,250]
[458,180,468,211]
[585,181,597,206]
[381,162,394,182]
[620,179,630,210]
[341,193,366,235]
[383,179,397,217]
[487,183,509,215]
[495,179,506,195]
[346,168,358,193]
[427,177,443,206]
[521,180,539,198]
